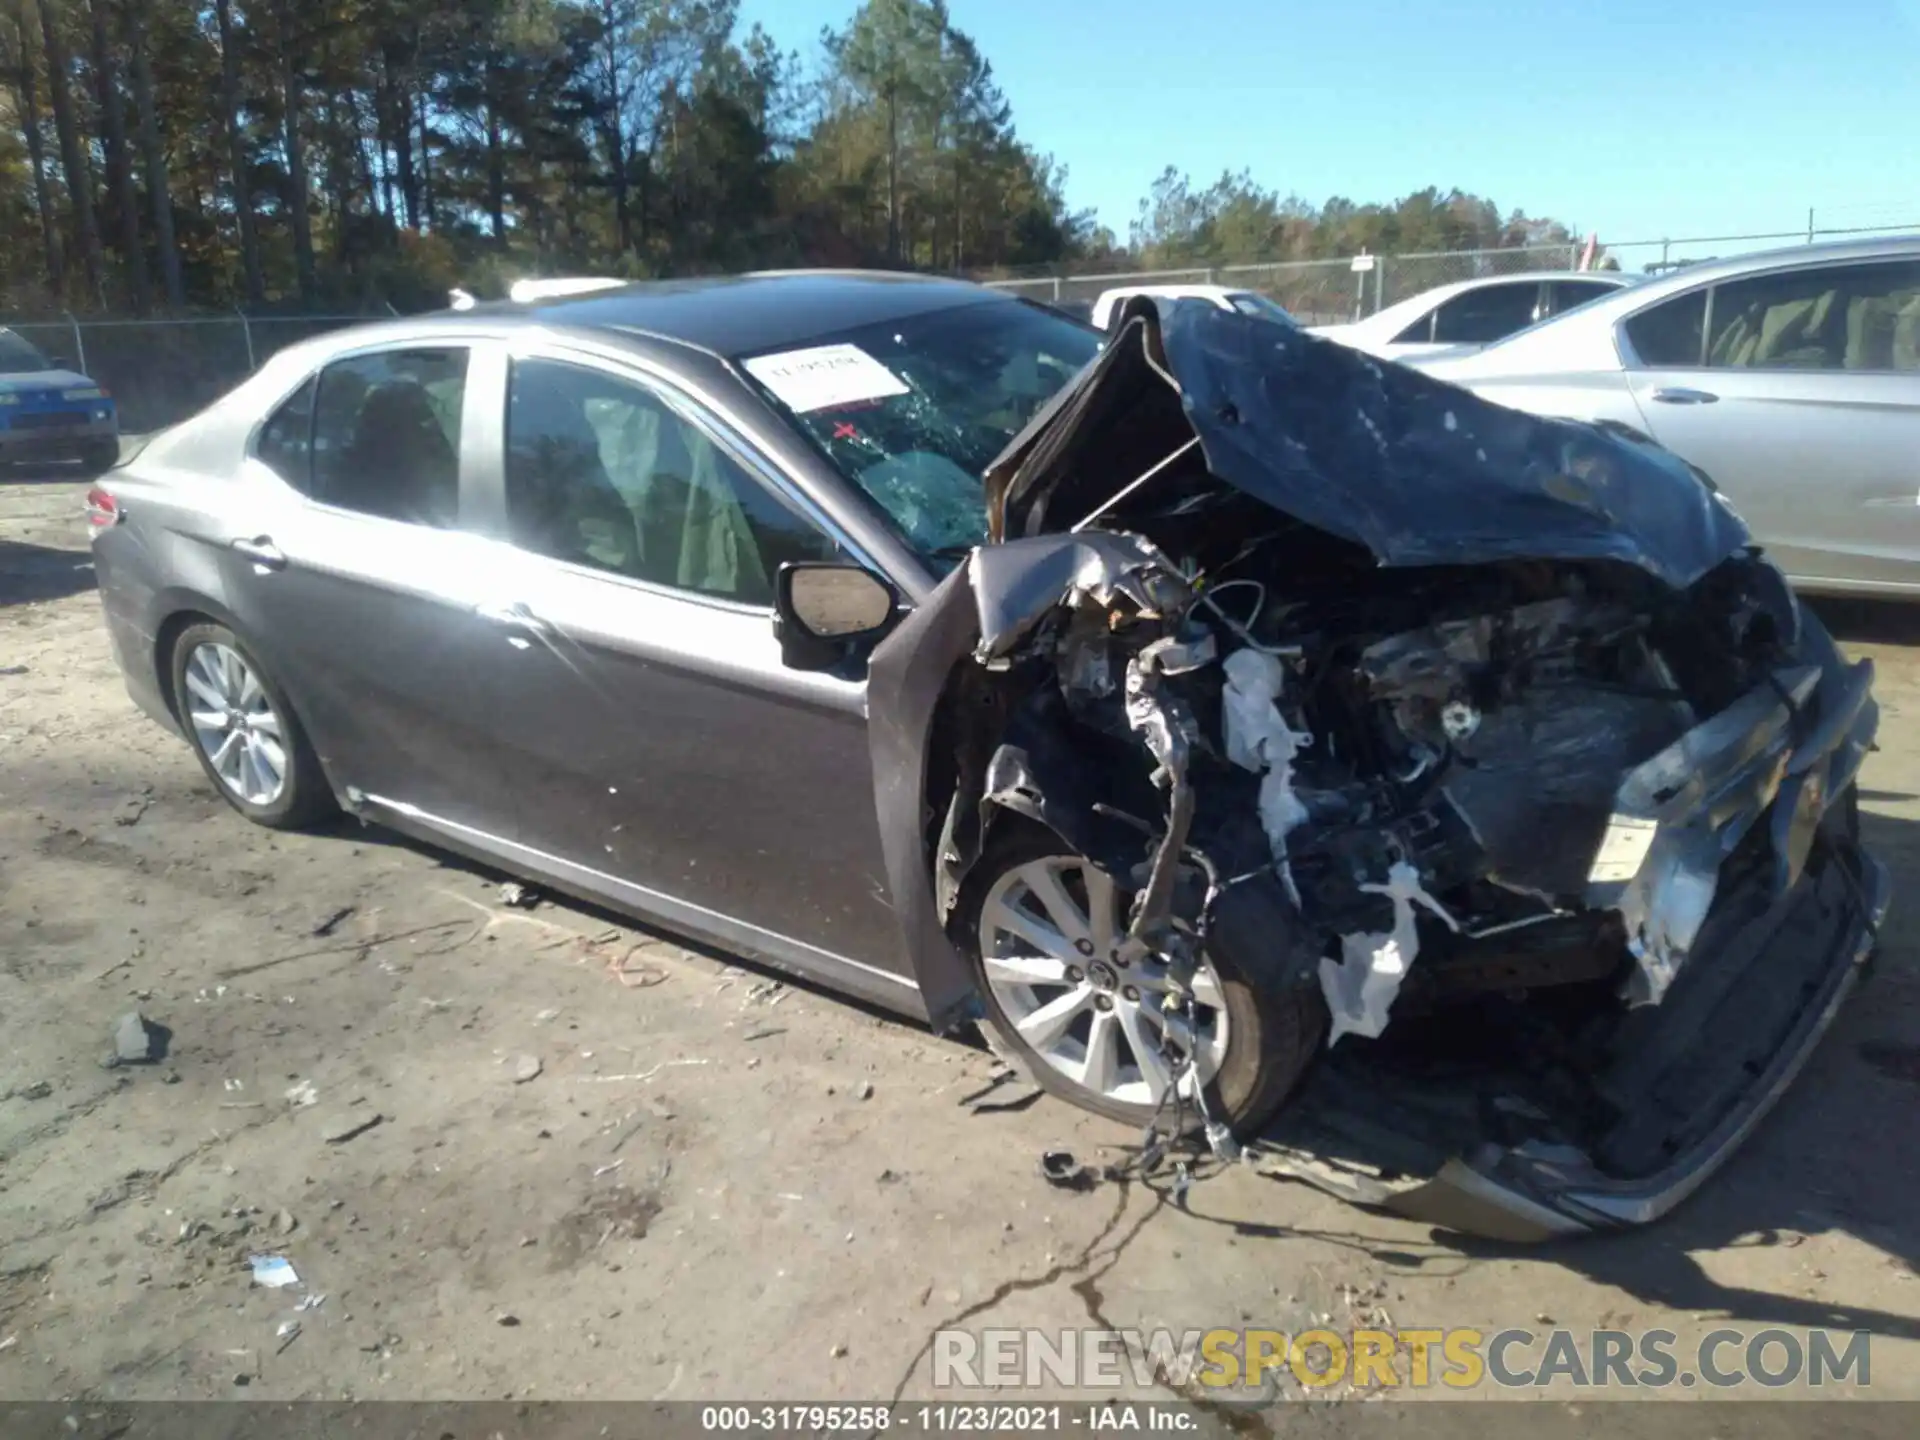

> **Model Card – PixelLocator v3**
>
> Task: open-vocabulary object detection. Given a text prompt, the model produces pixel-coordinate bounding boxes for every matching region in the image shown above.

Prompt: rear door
[463,345,911,986]
[1621,257,1920,590]
[218,342,525,835]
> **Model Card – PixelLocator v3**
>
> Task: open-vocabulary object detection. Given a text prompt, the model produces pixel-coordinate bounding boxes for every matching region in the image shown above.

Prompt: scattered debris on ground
[248,1256,299,1289]
[511,1054,543,1084]
[320,1113,383,1145]
[1039,1151,1096,1191]
[104,1010,158,1066]
[310,906,356,938]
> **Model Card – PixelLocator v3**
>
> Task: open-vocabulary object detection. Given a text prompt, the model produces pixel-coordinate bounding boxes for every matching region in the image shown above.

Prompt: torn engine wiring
[963,530,1797,1168]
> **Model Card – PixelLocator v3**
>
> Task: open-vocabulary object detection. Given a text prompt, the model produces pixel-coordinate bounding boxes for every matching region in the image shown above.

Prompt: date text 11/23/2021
[699,1405,1199,1432]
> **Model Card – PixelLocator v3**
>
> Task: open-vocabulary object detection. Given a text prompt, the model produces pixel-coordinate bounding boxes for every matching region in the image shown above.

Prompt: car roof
[1586,232,1920,304]
[469,269,1008,357]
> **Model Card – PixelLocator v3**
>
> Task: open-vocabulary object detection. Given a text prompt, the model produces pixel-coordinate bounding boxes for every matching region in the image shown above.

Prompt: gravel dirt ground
[3,467,1918,1410]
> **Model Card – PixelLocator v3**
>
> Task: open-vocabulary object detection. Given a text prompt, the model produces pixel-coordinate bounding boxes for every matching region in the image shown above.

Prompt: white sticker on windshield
[743,343,909,414]
[1588,814,1659,885]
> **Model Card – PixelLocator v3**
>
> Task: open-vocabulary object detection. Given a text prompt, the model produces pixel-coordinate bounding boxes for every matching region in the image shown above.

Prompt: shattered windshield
[738,299,1101,563]
[0,330,52,375]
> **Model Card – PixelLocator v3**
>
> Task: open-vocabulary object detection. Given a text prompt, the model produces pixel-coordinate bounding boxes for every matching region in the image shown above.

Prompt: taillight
[85,486,120,528]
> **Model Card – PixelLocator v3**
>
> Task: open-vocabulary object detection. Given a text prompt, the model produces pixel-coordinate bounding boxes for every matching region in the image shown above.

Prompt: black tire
[169,621,335,830]
[79,440,120,477]
[954,826,1326,1137]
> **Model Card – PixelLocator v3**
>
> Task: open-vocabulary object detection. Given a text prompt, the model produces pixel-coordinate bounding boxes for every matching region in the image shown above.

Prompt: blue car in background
[0,326,119,474]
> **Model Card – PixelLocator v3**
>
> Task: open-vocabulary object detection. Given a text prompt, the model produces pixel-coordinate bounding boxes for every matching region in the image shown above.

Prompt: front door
[469,351,909,988]
[1624,257,1920,591]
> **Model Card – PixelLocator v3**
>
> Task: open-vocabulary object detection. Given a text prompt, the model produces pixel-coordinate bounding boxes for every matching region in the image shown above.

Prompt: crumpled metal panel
[992,303,1755,590]
[969,531,1190,662]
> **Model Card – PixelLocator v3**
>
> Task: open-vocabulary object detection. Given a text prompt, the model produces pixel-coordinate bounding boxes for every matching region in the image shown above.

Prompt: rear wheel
[170,622,334,829]
[955,828,1325,1135]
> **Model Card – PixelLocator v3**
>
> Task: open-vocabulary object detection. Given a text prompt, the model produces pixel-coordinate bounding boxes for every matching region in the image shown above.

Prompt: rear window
[738,300,1101,562]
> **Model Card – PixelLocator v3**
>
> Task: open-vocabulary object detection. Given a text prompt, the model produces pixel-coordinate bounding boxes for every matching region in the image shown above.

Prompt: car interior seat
[628,411,771,603]
[338,380,459,525]
[508,385,640,573]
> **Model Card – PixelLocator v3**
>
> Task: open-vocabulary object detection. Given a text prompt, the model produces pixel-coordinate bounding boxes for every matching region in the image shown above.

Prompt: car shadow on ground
[0,537,98,607]
[325,793,1920,1335]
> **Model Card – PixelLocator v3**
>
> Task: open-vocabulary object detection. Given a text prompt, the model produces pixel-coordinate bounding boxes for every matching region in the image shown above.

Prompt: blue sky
[737,0,1920,256]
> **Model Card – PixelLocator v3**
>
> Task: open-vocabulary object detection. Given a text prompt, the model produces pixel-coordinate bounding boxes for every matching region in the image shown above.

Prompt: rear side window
[257,376,316,489]
[1392,311,1437,345]
[1623,290,1708,367]
[1704,260,1920,371]
[1430,282,1544,344]
[310,349,468,527]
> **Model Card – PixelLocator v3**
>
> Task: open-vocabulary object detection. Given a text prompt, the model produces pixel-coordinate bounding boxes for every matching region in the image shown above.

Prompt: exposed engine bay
[950,531,1800,1100]
[865,300,1885,1237]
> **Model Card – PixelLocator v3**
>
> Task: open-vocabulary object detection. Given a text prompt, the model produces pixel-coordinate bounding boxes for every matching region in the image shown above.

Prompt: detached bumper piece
[1603,652,1877,1006]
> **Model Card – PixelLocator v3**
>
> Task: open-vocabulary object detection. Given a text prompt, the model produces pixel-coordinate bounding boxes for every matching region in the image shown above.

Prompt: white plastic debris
[1220,649,1313,889]
[1319,861,1460,1046]
[284,1080,318,1108]
[248,1255,300,1289]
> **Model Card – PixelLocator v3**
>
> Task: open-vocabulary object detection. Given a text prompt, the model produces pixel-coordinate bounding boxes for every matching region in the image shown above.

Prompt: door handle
[475,599,551,636]
[1650,387,1720,405]
[229,536,287,570]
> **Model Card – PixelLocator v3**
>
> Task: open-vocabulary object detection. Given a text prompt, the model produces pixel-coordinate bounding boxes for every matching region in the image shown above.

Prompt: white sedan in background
[1313,271,1632,360]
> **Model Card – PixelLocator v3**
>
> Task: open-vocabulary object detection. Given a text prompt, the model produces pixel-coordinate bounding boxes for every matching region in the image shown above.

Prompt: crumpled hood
[985,300,1752,591]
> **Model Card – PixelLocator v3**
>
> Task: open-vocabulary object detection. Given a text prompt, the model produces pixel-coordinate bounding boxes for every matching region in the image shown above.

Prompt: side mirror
[773,562,900,672]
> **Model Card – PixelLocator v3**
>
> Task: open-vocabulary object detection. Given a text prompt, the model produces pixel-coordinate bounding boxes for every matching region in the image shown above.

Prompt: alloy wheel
[978,855,1229,1108]
[181,641,289,808]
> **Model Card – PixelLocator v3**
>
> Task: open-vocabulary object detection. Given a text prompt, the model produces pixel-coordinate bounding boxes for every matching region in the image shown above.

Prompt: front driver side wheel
[954,829,1325,1136]
[171,621,334,829]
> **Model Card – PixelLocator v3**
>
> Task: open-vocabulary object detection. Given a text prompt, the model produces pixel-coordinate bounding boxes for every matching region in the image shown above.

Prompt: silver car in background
[1414,236,1920,597]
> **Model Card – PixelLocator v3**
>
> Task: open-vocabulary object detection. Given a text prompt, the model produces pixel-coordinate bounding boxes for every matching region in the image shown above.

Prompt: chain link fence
[981,245,1585,324]
[12,221,1918,433]
[982,223,1920,324]
[1,313,384,434]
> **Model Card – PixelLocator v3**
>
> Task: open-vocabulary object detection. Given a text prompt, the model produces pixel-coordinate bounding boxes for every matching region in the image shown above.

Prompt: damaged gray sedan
[93,275,1886,1240]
